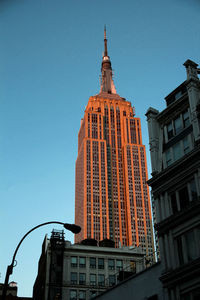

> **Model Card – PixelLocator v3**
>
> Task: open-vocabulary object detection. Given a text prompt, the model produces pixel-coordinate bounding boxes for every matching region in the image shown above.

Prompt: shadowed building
[75,29,154,257]
[0,282,32,299]
[146,59,200,300]
[33,230,145,300]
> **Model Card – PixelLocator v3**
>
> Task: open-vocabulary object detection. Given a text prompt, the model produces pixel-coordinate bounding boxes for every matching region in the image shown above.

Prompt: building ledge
[160,257,200,288]
[163,125,193,151]
[155,201,200,236]
[148,145,200,190]
[156,85,188,121]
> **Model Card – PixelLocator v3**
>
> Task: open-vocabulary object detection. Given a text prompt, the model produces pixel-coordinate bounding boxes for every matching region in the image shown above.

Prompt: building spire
[104,25,108,56]
[100,26,117,94]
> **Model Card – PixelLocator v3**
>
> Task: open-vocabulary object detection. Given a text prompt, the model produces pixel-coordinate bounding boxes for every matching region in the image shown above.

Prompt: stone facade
[146,59,200,300]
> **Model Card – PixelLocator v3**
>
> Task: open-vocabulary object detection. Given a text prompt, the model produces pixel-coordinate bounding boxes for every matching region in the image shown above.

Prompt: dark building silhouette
[0,282,32,300]
[146,59,200,300]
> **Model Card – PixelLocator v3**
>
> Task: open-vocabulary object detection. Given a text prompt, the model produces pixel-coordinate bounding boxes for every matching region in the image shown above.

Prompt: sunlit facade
[75,29,154,256]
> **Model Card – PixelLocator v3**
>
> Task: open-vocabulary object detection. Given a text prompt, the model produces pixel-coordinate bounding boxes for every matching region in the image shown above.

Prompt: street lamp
[2,221,81,300]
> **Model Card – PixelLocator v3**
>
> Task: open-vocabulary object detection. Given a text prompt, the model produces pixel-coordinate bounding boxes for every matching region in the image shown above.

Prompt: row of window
[165,110,190,142]
[71,257,123,270]
[170,178,198,214]
[89,104,133,116]
[70,289,98,300]
[176,226,200,267]
[165,135,191,167]
[70,289,86,300]
[70,272,116,287]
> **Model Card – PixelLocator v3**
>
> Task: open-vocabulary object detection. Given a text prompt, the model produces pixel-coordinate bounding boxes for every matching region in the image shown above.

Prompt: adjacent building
[0,282,32,299]
[92,262,163,300]
[146,59,200,300]
[33,230,145,300]
[0,282,17,299]
[75,28,154,257]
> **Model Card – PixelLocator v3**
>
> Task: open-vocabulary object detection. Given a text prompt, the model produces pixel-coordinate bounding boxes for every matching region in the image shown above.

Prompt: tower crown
[100,27,117,94]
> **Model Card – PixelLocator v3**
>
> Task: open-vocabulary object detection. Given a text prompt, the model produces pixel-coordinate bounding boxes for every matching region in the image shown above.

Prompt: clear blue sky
[0,0,199,297]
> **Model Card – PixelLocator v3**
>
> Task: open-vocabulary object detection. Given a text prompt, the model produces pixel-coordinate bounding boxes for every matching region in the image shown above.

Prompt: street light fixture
[2,221,81,300]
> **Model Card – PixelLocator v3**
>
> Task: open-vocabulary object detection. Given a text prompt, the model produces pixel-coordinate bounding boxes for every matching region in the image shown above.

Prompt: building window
[79,273,86,285]
[165,110,190,143]
[170,192,178,214]
[98,274,105,286]
[71,257,77,268]
[190,179,198,201]
[176,236,184,266]
[174,116,182,134]
[165,111,190,142]
[79,257,86,268]
[183,110,190,128]
[175,91,182,100]
[176,228,199,266]
[90,274,96,286]
[98,258,104,269]
[130,261,136,273]
[70,290,77,300]
[165,149,172,167]
[109,275,116,286]
[170,178,198,215]
[179,186,190,210]
[116,260,123,271]
[71,272,77,284]
[90,291,97,298]
[167,122,174,140]
[90,257,96,269]
[108,259,115,270]
[184,230,197,262]
[79,291,86,300]
[166,136,191,168]
[173,142,181,161]
[183,136,190,154]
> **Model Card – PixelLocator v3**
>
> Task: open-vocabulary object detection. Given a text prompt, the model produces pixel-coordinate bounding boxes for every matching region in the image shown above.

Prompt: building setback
[75,29,154,257]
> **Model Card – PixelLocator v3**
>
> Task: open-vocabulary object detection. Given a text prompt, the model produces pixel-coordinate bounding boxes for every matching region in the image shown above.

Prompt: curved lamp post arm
[2,221,81,300]
[11,221,78,268]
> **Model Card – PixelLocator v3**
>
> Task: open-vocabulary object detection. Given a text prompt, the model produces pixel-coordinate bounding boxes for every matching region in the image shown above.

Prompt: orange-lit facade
[75,30,154,256]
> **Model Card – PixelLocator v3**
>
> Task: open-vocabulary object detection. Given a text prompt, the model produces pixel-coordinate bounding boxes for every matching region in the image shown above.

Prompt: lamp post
[2,221,81,300]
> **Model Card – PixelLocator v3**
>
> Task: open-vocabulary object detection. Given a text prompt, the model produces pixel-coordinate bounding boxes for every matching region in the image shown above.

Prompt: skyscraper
[75,29,154,256]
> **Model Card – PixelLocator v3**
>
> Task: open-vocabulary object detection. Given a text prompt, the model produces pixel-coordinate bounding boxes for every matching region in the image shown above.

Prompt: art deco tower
[75,29,154,256]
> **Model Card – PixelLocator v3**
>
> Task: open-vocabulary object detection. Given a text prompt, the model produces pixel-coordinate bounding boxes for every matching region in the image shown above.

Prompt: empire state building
[75,29,154,256]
